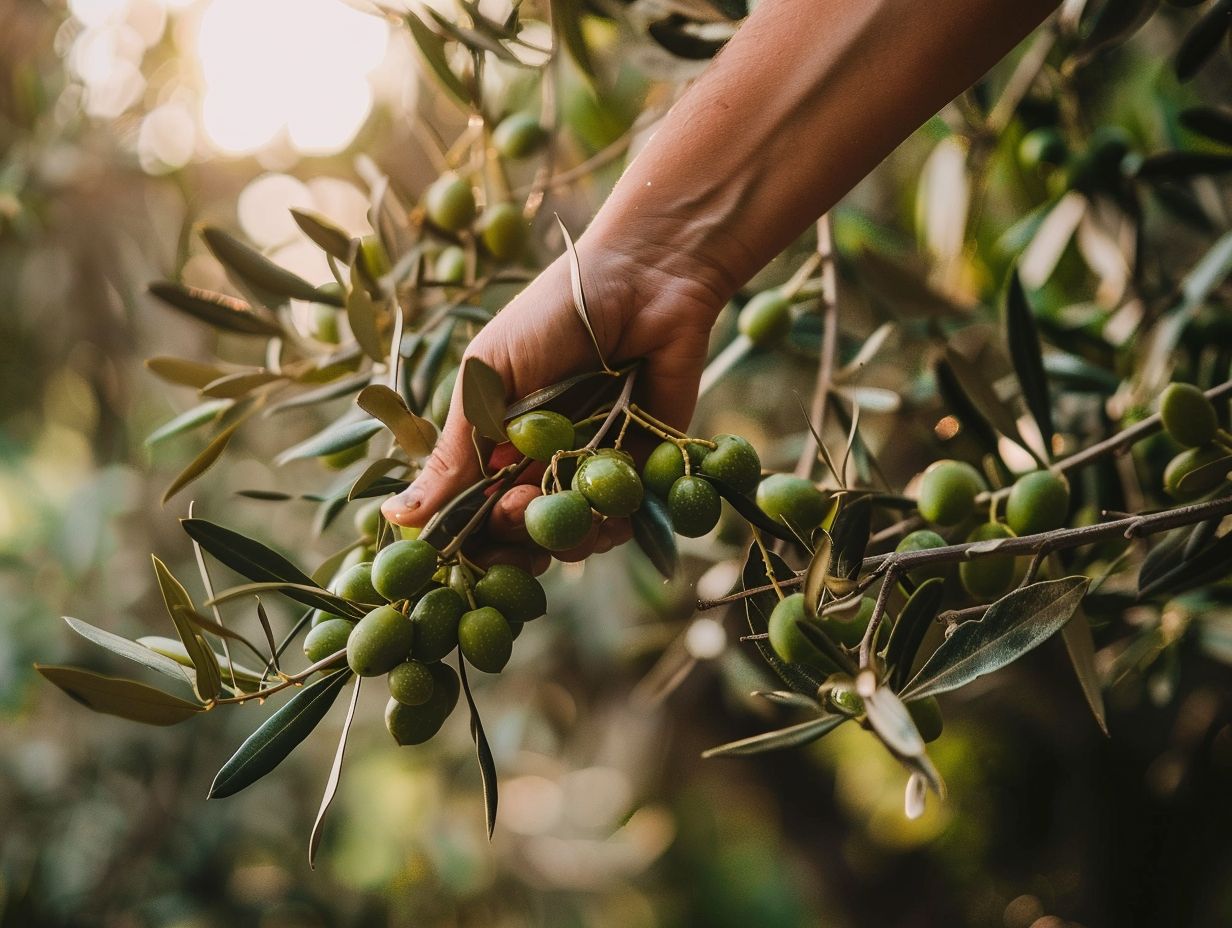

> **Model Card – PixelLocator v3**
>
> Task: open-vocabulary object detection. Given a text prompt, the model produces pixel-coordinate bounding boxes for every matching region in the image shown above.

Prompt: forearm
[587,0,1059,307]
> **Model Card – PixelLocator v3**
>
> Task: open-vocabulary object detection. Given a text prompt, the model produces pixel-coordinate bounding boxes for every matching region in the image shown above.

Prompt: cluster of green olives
[422,176,528,270]
[304,524,547,746]
[1158,382,1232,502]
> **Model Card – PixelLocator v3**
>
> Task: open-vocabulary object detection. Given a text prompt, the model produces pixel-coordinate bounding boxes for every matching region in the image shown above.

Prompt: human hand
[381,228,728,572]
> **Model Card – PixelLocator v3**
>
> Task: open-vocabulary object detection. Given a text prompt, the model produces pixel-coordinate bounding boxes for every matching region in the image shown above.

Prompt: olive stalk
[794,214,839,480]
[211,648,348,706]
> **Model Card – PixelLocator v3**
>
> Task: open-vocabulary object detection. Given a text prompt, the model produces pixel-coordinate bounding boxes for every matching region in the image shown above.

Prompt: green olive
[767,593,838,673]
[331,561,385,606]
[895,529,950,584]
[819,596,873,648]
[1163,445,1232,501]
[433,245,466,284]
[642,441,705,499]
[1159,382,1218,448]
[1005,470,1070,536]
[959,522,1018,601]
[424,173,476,231]
[667,475,722,537]
[347,604,415,676]
[358,235,391,280]
[458,606,514,673]
[493,112,547,159]
[755,473,828,534]
[507,410,575,461]
[303,618,353,663]
[917,459,984,526]
[387,659,435,706]
[907,696,943,743]
[429,367,458,429]
[700,434,761,494]
[385,662,459,745]
[825,675,864,716]
[353,498,384,539]
[371,539,439,602]
[410,587,466,662]
[524,490,594,551]
[1018,127,1067,170]
[737,289,793,346]
[478,202,527,262]
[474,564,547,622]
[575,454,644,517]
[309,303,340,344]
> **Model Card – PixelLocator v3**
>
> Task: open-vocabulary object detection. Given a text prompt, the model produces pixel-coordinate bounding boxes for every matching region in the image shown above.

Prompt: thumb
[636,340,709,436]
[382,364,489,529]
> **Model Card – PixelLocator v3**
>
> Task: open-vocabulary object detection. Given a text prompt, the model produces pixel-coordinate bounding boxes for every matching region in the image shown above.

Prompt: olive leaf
[802,530,833,618]
[460,357,508,442]
[356,384,436,458]
[136,636,266,686]
[1176,452,1232,494]
[404,8,470,105]
[204,581,340,608]
[147,400,231,447]
[828,493,871,580]
[458,659,499,839]
[740,544,828,695]
[275,416,383,465]
[1136,152,1232,181]
[151,556,222,701]
[346,259,387,362]
[175,606,266,666]
[853,249,972,318]
[309,674,361,869]
[266,371,372,416]
[148,282,282,336]
[199,370,283,399]
[1139,527,1232,599]
[208,669,352,799]
[1180,106,1232,145]
[62,616,195,687]
[146,357,233,390]
[426,7,519,62]
[420,478,491,549]
[161,422,241,506]
[504,370,612,420]
[36,665,204,726]
[942,344,1040,464]
[410,319,458,412]
[752,689,822,710]
[201,227,336,307]
[290,208,355,262]
[1175,0,1232,82]
[702,713,846,758]
[1075,0,1158,61]
[548,0,597,77]
[1060,603,1109,736]
[631,492,679,580]
[901,576,1089,701]
[885,577,945,692]
[794,619,858,676]
[556,216,615,375]
[347,457,408,501]
[1004,269,1055,457]
[181,518,363,618]
[863,683,945,797]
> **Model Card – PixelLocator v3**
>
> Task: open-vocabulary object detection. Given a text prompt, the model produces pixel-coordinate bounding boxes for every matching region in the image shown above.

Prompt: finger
[636,337,710,434]
[551,520,601,563]
[488,484,542,544]
[595,517,634,552]
[468,544,544,574]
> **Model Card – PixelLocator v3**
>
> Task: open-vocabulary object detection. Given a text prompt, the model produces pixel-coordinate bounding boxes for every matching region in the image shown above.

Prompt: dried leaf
[556,216,614,374]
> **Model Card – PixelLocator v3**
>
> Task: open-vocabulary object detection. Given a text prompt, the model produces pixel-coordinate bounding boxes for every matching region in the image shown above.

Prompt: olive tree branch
[795,214,839,480]
[211,649,348,706]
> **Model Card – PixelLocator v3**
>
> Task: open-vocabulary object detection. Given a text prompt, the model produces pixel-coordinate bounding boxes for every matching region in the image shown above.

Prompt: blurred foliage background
[3,1,1232,926]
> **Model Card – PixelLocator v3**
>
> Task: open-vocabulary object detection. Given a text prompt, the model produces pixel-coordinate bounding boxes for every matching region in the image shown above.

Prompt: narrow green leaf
[146,400,231,447]
[291,208,355,262]
[700,474,796,543]
[630,493,679,580]
[148,282,281,336]
[161,423,241,506]
[1060,605,1109,736]
[410,319,458,411]
[405,8,470,105]
[205,581,340,608]
[1075,0,1158,60]
[136,635,266,685]
[201,227,329,307]
[828,494,871,579]
[357,384,436,458]
[346,261,386,362]
[426,7,519,61]
[556,217,614,374]
[702,714,845,758]
[864,684,945,797]
[885,578,945,692]
[901,577,1089,701]
[348,457,407,501]
[1178,229,1232,313]
[1139,527,1232,599]
[1180,106,1232,145]
[460,357,508,442]
[151,556,222,699]
[266,371,372,416]
[420,478,491,550]
[147,357,233,390]
[181,518,363,618]
[504,370,613,420]
[62,616,194,687]
[1137,151,1232,181]
[1004,269,1054,456]
[199,370,282,399]
[458,660,499,839]
[752,689,822,710]
[1175,0,1232,82]
[740,545,827,695]
[802,530,833,618]
[548,0,596,76]
[942,344,1039,462]
[275,417,382,465]
[37,664,204,726]
[309,675,361,868]
[208,670,352,799]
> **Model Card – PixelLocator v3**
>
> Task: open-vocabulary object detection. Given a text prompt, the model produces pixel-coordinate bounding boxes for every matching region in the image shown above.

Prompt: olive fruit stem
[857,568,898,668]
[750,527,786,602]
[212,648,348,706]
[698,492,1232,611]
[584,367,638,450]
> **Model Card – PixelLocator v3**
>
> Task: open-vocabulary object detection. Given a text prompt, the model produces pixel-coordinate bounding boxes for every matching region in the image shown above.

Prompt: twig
[794,215,839,480]
[212,649,348,705]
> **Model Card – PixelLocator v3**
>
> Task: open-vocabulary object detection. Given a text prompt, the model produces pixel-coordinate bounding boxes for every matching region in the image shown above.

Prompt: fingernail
[382,490,422,524]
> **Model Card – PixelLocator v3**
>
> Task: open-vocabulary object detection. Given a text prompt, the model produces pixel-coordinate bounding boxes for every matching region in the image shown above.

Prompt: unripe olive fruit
[358,235,391,280]
[575,454,644,517]
[895,529,950,583]
[767,593,838,673]
[917,459,984,526]
[507,410,575,461]
[347,604,415,677]
[424,173,476,231]
[410,587,465,662]
[433,244,466,285]
[700,434,761,494]
[1005,470,1070,536]
[907,696,943,743]
[959,522,1018,601]
[310,608,345,628]
[309,303,340,344]
[385,662,459,745]
[1018,127,1067,170]
[668,475,722,537]
[353,498,383,538]
[458,606,514,673]
[1163,445,1231,501]
[478,202,527,262]
[524,490,595,551]
[820,596,873,648]
[388,659,436,706]
[332,561,385,606]
[737,289,793,346]
[371,539,439,602]
[474,564,547,622]
[1159,382,1218,448]
[493,112,547,159]
[825,676,864,716]
[303,618,353,662]
[755,473,828,534]
[642,441,705,498]
[320,441,367,470]
[429,366,458,428]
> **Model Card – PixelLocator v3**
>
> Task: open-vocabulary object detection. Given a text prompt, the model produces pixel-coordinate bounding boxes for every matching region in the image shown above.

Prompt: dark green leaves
[1180,106,1232,145]
[1175,0,1232,82]
[885,578,945,691]
[291,209,354,262]
[405,8,469,105]
[556,217,614,374]
[1004,269,1054,456]
[1136,152,1232,181]
[275,417,382,465]
[701,713,845,758]
[901,577,1089,701]
[152,556,222,701]
[458,660,498,839]
[460,357,508,442]
[148,282,281,336]
[202,226,333,307]
[209,670,352,799]
[37,665,204,726]
[161,423,241,505]
[62,616,194,687]
[146,400,230,446]
[630,492,679,580]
